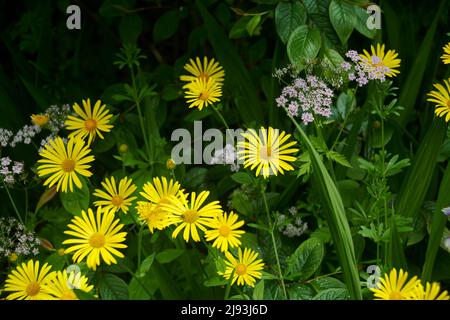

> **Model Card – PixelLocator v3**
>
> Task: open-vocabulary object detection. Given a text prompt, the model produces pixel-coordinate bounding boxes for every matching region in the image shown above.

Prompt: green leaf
[275,1,307,43]
[327,151,352,168]
[310,276,346,291]
[329,0,355,44]
[324,48,344,69]
[156,249,184,264]
[136,253,155,278]
[153,10,180,42]
[246,15,262,36]
[287,25,321,70]
[59,177,90,215]
[119,14,142,44]
[287,283,315,300]
[99,273,129,300]
[253,280,265,300]
[312,288,349,300]
[286,238,324,280]
[230,172,253,185]
[353,6,376,39]
[74,289,97,300]
[204,277,228,287]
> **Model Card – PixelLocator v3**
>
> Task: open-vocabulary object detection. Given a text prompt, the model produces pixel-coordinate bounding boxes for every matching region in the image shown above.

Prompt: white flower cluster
[0,217,40,259]
[0,129,13,147]
[0,157,24,185]
[45,104,71,133]
[210,144,240,172]
[276,206,308,238]
[10,124,41,147]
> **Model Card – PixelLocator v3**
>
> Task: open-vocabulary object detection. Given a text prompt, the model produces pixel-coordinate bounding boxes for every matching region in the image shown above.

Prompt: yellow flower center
[31,114,49,126]
[260,145,273,160]
[235,263,247,276]
[89,232,105,248]
[198,72,209,81]
[219,225,231,237]
[158,198,171,205]
[61,159,76,172]
[111,195,124,207]
[26,281,41,296]
[60,290,77,300]
[199,91,210,102]
[389,291,403,300]
[183,209,199,223]
[84,119,97,132]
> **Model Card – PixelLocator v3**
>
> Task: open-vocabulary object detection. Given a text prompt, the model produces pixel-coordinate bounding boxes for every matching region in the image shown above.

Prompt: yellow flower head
[63,207,127,270]
[160,190,222,242]
[166,158,176,170]
[65,99,113,146]
[205,211,245,252]
[427,78,450,122]
[370,268,420,300]
[93,176,137,214]
[184,78,222,111]
[408,282,450,300]
[31,114,49,126]
[37,136,95,192]
[180,57,225,85]
[219,247,264,287]
[237,127,299,178]
[441,42,450,64]
[359,43,401,78]
[4,260,55,300]
[140,176,182,206]
[136,201,170,233]
[47,270,94,300]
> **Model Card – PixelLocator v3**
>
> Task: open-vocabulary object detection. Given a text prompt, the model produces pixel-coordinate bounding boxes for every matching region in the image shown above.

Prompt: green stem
[137,224,144,267]
[314,121,336,181]
[380,118,388,264]
[261,187,287,300]
[224,269,235,300]
[211,104,230,130]
[3,182,24,225]
[120,262,153,298]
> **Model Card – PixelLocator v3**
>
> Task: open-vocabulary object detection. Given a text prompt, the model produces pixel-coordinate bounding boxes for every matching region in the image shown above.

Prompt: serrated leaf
[329,0,355,44]
[312,288,349,300]
[327,151,352,167]
[286,238,324,280]
[99,273,129,300]
[156,249,184,264]
[275,1,307,43]
[287,25,321,70]
[231,172,253,185]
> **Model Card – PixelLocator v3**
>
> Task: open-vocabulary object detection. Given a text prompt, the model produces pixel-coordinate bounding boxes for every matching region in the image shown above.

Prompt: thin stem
[137,224,144,267]
[120,262,154,298]
[261,187,288,299]
[211,104,230,130]
[381,118,388,263]
[224,269,235,300]
[3,182,24,225]
[314,121,336,181]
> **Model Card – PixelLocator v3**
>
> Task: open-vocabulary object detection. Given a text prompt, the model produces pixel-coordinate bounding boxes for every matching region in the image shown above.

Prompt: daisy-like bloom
[31,114,49,126]
[93,176,137,214]
[237,127,299,178]
[63,207,127,270]
[47,270,94,300]
[184,78,222,111]
[160,191,222,242]
[219,247,264,287]
[136,201,170,233]
[408,282,450,300]
[441,42,450,64]
[65,99,113,145]
[427,78,450,122]
[370,268,421,300]
[180,57,225,85]
[359,43,401,78]
[4,260,55,300]
[37,136,95,192]
[140,176,183,206]
[205,211,245,252]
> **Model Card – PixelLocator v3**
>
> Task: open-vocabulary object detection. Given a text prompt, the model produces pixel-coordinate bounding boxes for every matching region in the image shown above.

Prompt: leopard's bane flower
[180,57,225,84]
[238,127,299,178]
[359,44,400,78]
[65,99,113,145]
[31,114,49,127]
[370,268,420,300]
[37,137,94,192]
[63,207,127,270]
[4,260,55,300]
[184,78,222,111]
[140,176,183,206]
[441,42,450,65]
[47,270,94,300]
[219,247,264,287]
[204,211,245,252]
[408,282,450,300]
[136,201,170,233]
[93,176,137,214]
[427,78,450,122]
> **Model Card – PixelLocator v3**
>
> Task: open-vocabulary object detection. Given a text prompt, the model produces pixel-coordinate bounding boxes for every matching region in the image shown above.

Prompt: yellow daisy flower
[359,43,401,78]
[160,191,222,242]
[408,282,450,300]
[237,127,299,178]
[31,114,49,126]
[4,260,55,300]
[136,201,170,233]
[427,78,450,122]
[219,247,264,287]
[184,78,222,111]
[65,99,113,145]
[370,268,420,300]
[140,176,183,206]
[180,57,225,84]
[37,136,95,193]
[63,207,127,270]
[47,270,94,300]
[205,211,245,252]
[93,176,137,214]
[441,42,450,64]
